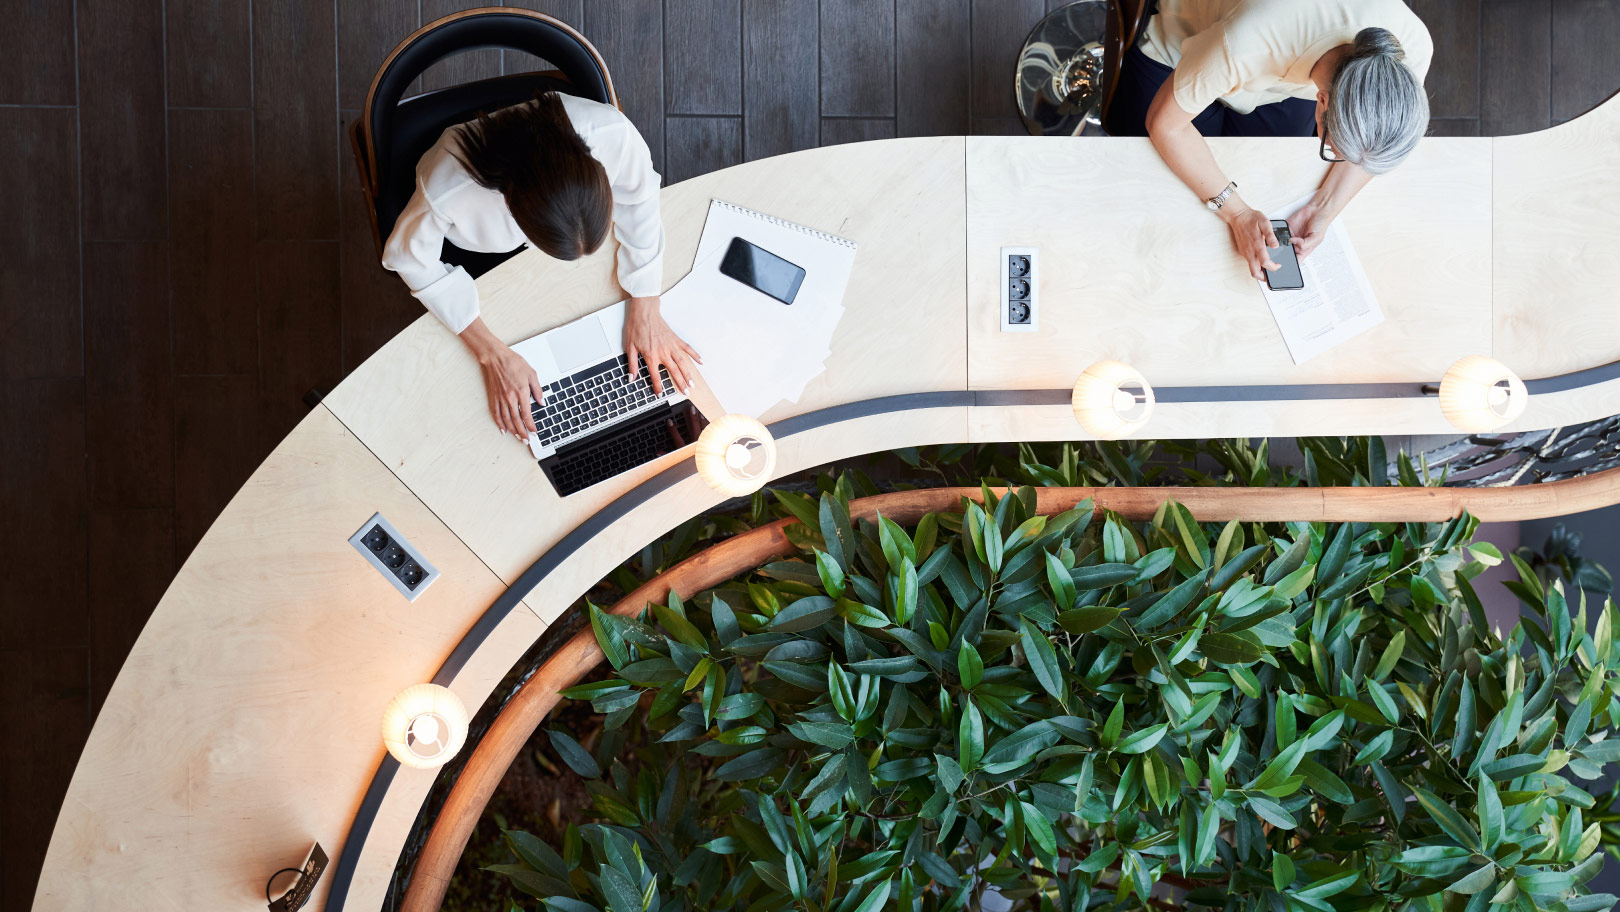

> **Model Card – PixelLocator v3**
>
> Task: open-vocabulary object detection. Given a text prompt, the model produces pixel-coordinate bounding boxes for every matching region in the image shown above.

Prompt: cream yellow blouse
[1140,0,1432,116]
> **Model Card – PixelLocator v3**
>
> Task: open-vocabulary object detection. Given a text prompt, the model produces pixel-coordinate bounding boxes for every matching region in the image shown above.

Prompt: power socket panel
[999,246,1038,333]
[349,512,440,601]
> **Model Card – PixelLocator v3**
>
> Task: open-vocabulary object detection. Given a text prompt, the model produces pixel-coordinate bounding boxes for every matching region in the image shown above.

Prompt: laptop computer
[512,302,707,496]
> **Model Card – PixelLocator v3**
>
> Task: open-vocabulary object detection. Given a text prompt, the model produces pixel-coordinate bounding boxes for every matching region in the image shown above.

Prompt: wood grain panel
[665,116,744,183]
[1411,0,1479,119]
[257,241,342,438]
[1482,0,1552,136]
[0,107,80,380]
[965,135,1493,389]
[970,0,1044,120]
[973,114,1028,135]
[819,0,895,117]
[338,0,419,110]
[0,379,87,650]
[341,110,425,373]
[1493,96,1620,377]
[666,0,742,115]
[169,108,258,375]
[822,116,897,145]
[897,0,971,136]
[38,407,538,912]
[166,0,253,106]
[1552,0,1620,121]
[1429,117,1481,136]
[743,0,819,160]
[420,0,502,93]
[85,242,173,509]
[585,0,666,173]
[0,0,74,104]
[326,137,968,581]
[0,647,87,912]
[173,374,264,560]
[78,0,167,241]
[89,508,174,714]
[253,0,339,239]
[418,0,585,93]
[502,0,587,75]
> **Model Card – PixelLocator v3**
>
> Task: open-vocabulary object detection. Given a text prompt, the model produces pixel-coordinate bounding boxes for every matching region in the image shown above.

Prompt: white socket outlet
[999,246,1037,333]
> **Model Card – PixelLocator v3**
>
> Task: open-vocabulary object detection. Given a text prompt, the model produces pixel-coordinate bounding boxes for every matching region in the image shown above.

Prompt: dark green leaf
[770,595,837,633]
[1020,619,1064,699]
[1202,632,1264,665]
[713,747,784,781]
[547,730,602,779]
[1116,723,1169,755]
[788,720,856,749]
[1413,786,1482,851]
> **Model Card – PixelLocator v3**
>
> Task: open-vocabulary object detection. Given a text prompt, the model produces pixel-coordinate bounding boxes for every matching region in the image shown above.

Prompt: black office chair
[350,8,618,268]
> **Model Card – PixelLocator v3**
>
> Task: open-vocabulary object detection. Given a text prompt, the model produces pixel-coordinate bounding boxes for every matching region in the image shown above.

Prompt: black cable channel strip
[324,457,699,912]
[327,364,1620,910]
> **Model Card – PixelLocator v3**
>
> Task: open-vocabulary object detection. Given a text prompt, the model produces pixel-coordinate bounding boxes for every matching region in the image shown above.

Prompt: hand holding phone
[1264,220,1305,291]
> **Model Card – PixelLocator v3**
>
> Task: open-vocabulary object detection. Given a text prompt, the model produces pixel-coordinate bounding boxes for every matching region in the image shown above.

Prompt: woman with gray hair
[1105,0,1432,280]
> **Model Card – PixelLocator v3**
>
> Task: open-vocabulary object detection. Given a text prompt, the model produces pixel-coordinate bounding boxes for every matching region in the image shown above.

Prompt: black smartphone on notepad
[1264,220,1305,291]
[719,237,805,305]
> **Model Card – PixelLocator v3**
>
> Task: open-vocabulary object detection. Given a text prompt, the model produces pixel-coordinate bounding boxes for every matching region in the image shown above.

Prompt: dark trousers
[1104,43,1318,138]
[442,240,526,279]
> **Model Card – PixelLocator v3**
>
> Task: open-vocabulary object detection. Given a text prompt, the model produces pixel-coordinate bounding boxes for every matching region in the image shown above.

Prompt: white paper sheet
[1259,196,1384,364]
[659,200,859,416]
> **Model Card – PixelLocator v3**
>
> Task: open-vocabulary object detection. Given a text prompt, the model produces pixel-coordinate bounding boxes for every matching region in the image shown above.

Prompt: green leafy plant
[488,476,1620,912]
[1515,524,1614,598]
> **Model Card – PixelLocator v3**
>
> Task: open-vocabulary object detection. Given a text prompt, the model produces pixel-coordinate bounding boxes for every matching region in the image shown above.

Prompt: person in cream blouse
[1106,0,1433,284]
[383,91,698,441]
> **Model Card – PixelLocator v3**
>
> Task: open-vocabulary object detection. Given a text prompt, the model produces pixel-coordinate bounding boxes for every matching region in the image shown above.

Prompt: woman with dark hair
[383,91,696,441]
[1105,0,1432,282]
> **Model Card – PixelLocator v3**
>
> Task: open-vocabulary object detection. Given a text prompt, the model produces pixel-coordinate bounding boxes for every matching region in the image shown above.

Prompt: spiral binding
[710,200,860,250]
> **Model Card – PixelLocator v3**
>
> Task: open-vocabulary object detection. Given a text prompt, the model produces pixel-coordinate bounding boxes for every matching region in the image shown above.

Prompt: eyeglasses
[1319,130,1346,164]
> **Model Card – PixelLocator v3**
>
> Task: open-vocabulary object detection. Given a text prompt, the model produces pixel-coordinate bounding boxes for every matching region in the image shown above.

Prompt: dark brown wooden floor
[1,0,1617,907]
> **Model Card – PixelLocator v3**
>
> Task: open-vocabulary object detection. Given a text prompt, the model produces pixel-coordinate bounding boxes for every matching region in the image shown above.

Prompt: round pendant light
[695,414,777,497]
[1438,355,1528,432]
[381,683,468,770]
[1072,361,1155,439]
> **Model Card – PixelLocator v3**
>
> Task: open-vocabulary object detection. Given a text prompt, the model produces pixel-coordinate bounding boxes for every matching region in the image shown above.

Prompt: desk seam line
[317,403,524,597]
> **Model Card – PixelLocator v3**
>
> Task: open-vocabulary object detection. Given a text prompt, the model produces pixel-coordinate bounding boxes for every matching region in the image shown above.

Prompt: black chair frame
[350,8,618,257]
[1102,0,1152,124]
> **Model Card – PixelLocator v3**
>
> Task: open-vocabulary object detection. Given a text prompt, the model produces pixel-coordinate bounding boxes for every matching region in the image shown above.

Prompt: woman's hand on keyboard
[460,317,545,441]
[624,296,701,395]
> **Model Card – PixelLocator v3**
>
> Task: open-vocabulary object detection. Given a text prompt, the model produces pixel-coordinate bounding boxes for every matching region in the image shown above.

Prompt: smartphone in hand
[1264,220,1305,291]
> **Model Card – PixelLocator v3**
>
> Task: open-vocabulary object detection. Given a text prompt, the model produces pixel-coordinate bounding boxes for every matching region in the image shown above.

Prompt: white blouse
[381,93,665,334]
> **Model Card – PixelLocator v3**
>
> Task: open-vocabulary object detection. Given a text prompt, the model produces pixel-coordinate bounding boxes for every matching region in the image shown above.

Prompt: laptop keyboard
[530,354,675,448]
[540,402,702,496]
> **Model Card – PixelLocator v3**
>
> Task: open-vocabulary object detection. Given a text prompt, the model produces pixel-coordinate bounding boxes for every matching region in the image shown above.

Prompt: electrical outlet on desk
[999,246,1037,333]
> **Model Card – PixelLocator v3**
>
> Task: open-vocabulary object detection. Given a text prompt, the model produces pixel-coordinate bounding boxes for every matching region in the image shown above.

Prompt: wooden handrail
[399,468,1620,912]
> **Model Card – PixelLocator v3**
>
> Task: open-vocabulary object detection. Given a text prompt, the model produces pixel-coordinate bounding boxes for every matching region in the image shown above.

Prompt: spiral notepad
[706,200,860,250]
[660,200,861,418]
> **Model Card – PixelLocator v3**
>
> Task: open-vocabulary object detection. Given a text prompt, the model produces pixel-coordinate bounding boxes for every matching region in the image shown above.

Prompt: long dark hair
[453,91,612,260]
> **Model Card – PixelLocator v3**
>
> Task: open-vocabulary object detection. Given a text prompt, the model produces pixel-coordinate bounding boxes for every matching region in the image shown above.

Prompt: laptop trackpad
[548,318,613,375]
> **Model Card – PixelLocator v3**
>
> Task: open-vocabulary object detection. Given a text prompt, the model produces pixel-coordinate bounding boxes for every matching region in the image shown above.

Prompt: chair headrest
[361,9,615,244]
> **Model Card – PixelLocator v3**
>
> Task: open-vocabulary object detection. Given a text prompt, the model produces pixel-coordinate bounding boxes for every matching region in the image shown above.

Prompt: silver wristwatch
[1205,181,1238,212]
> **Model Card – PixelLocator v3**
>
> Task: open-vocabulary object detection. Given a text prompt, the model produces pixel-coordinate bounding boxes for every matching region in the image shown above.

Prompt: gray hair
[1322,27,1429,175]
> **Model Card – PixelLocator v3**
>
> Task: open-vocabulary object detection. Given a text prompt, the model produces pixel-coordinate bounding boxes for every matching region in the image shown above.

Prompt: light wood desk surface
[36,97,1620,912]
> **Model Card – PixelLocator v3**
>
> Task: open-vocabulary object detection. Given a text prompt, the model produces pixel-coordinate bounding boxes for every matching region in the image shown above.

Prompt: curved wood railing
[399,468,1620,912]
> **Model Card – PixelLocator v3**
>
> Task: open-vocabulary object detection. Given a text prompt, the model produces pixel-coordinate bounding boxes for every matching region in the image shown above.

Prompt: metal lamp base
[1017,0,1112,137]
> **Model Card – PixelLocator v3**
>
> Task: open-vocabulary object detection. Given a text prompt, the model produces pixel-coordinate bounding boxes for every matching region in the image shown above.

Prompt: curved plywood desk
[35,93,1620,912]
